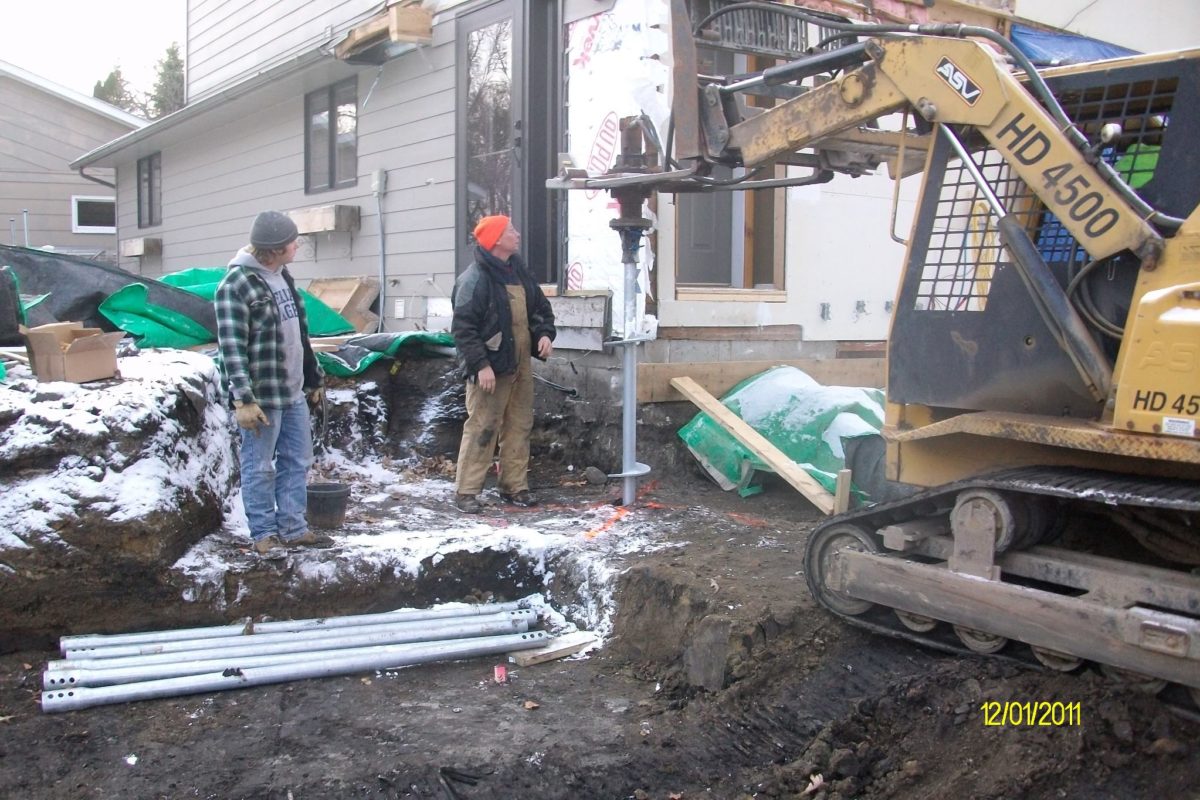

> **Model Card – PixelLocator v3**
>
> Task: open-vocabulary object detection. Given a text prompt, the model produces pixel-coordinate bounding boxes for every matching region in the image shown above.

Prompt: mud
[0,461,1196,799]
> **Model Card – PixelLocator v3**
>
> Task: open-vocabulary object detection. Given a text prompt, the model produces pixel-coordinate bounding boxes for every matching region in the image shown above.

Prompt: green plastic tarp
[159,267,356,338]
[678,365,885,500]
[100,268,356,348]
[316,331,454,377]
[99,283,216,349]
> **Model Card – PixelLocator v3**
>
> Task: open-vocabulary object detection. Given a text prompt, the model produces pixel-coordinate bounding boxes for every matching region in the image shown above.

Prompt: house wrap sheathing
[564,0,670,337]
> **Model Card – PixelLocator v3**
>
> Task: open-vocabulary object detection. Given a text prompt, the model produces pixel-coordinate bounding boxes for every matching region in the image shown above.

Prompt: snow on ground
[177,446,685,643]
[1,348,682,643]
[0,350,235,550]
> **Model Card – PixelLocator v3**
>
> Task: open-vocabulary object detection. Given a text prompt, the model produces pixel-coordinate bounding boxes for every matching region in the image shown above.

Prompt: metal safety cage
[688,0,849,60]
[888,56,1200,419]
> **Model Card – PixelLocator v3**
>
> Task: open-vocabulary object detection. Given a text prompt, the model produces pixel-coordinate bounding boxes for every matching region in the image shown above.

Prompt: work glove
[307,387,325,407]
[234,401,269,432]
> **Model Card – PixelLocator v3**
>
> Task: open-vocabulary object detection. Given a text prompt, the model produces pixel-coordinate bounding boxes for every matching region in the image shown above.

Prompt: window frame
[137,152,162,229]
[70,195,116,234]
[304,78,359,194]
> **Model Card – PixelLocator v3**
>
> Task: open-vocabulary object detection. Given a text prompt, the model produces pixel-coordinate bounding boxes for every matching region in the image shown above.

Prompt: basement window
[305,79,358,193]
[71,196,116,234]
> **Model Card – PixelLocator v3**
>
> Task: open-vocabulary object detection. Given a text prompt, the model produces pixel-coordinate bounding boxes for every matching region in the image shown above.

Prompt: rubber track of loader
[823,466,1200,534]
[804,465,1200,710]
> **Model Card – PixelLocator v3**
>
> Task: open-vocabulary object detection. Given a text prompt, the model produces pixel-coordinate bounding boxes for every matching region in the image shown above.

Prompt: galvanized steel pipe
[61,601,528,654]
[42,630,550,713]
[51,612,533,670]
[47,633,530,689]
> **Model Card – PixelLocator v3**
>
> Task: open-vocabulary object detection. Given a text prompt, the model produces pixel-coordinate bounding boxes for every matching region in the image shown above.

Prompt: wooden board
[639,358,885,403]
[508,631,597,667]
[334,3,430,60]
[670,376,836,514]
[834,468,852,514]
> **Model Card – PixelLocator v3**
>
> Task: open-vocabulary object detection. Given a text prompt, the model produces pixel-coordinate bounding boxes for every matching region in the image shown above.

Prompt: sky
[1,1,186,99]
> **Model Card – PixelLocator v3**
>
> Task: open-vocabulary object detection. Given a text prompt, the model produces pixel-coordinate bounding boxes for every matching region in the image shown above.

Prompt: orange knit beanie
[473,215,510,251]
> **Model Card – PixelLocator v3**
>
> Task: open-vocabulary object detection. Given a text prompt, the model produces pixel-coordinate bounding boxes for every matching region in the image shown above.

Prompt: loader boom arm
[697,34,1162,264]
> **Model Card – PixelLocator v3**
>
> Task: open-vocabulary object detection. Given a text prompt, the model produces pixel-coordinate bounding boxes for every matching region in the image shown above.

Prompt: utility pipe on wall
[373,167,388,332]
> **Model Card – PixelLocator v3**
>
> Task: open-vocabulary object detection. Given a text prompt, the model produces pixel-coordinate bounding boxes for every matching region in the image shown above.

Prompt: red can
[493,664,508,684]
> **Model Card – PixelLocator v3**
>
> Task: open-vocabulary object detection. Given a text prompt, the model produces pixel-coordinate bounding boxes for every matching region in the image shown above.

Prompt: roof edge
[70,50,329,170]
[0,59,146,128]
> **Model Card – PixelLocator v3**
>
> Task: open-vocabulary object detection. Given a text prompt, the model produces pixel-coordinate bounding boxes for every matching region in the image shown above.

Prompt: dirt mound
[0,368,1195,799]
[0,351,234,650]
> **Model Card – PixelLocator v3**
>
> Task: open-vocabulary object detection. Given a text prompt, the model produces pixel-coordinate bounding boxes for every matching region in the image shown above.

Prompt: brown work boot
[285,531,335,548]
[252,534,283,554]
[500,490,539,508]
[454,493,483,514]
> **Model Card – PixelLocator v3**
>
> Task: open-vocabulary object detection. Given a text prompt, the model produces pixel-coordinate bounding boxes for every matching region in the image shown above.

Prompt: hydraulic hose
[691,1,1184,232]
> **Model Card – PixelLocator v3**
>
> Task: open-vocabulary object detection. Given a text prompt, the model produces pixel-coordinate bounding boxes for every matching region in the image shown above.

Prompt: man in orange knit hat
[450,215,556,513]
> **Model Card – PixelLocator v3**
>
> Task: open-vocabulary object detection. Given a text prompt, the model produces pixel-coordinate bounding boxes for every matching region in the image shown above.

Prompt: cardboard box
[23,322,124,383]
[305,277,381,333]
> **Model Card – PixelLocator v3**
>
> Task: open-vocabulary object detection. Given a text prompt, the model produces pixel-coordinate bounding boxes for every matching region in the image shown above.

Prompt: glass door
[457,1,520,256]
[456,0,561,282]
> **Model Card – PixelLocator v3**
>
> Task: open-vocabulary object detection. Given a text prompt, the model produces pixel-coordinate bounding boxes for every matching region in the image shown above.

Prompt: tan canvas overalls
[455,284,534,495]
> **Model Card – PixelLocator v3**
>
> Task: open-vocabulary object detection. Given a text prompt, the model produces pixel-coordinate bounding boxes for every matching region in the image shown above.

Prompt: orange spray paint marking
[727,512,770,528]
[584,506,630,540]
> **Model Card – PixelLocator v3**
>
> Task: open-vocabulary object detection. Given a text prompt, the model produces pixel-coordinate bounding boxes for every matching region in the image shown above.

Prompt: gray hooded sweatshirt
[227,249,305,404]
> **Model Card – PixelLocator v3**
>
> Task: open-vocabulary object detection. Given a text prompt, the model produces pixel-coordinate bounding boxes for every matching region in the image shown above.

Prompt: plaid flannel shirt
[214,263,321,409]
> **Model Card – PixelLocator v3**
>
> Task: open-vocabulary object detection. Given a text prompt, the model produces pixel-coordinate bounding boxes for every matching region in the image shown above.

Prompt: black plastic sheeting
[0,266,21,346]
[1011,24,1139,66]
[0,244,217,335]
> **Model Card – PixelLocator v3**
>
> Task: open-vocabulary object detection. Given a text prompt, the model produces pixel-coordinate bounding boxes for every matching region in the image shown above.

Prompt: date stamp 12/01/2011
[981,701,1081,727]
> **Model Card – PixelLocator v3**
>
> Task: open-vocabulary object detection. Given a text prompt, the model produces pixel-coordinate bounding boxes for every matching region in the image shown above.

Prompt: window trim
[70,195,116,234]
[137,152,162,229]
[304,78,359,194]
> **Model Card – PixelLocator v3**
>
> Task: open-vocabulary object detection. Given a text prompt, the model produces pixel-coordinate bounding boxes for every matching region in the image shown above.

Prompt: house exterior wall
[650,0,1200,342]
[1015,0,1200,53]
[185,0,475,102]
[185,0,381,101]
[117,0,1198,345]
[0,76,132,257]
[120,12,460,332]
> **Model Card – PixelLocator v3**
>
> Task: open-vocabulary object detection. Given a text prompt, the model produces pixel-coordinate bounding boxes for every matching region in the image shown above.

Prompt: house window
[71,196,116,234]
[305,79,358,193]
[137,152,162,228]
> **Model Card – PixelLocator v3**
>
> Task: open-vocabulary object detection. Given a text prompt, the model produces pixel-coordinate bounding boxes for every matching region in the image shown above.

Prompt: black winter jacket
[451,246,556,381]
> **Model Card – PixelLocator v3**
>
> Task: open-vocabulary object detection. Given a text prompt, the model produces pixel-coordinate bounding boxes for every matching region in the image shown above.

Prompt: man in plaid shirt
[216,210,327,554]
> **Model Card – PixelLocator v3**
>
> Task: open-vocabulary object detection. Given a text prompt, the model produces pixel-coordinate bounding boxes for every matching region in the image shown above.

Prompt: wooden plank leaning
[669,376,837,515]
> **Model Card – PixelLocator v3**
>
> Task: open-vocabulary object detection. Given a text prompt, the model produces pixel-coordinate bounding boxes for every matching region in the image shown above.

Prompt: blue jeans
[239,399,313,541]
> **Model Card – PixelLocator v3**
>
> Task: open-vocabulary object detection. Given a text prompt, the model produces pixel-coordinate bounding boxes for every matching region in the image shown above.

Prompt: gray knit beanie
[249,210,298,248]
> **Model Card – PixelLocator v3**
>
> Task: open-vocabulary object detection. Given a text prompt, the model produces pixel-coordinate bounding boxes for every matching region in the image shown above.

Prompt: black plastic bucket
[307,483,351,529]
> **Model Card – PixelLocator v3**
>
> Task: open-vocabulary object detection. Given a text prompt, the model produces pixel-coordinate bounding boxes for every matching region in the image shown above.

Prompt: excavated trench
[1,355,1197,799]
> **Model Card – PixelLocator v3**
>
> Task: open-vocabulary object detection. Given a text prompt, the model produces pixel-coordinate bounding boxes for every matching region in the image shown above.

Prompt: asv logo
[936,57,982,105]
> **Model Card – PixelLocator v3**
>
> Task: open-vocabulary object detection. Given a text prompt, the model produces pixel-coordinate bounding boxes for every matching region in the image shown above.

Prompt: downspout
[76,166,116,190]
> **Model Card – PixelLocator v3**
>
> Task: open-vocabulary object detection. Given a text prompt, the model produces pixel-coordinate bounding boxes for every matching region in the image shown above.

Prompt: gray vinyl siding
[118,15,460,321]
[0,77,134,254]
[186,0,380,101]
